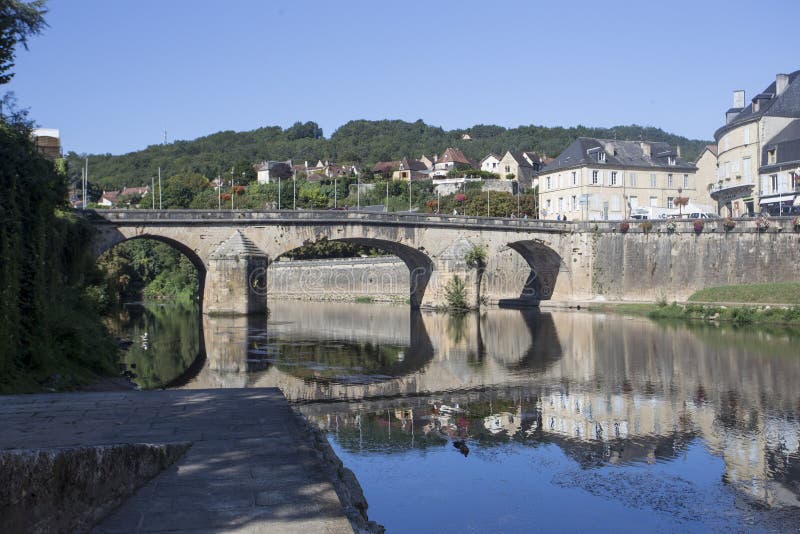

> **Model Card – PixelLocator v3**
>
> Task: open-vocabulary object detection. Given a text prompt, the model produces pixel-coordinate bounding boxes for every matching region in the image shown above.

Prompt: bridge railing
[81,209,572,232]
[80,209,797,234]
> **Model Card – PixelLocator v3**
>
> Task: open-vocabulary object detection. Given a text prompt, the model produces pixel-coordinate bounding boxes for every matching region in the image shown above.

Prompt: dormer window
[768,149,777,165]
[667,156,676,166]
[598,152,606,163]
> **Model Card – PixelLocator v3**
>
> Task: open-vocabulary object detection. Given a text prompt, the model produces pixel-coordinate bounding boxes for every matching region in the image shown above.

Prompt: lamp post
[230,168,234,210]
[278,177,281,210]
[217,175,220,210]
[409,180,412,212]
[357,175,361,210]
[487,189,490,217]
[293,170,296,210]
[386,181,389,212]
[334,178,337,208]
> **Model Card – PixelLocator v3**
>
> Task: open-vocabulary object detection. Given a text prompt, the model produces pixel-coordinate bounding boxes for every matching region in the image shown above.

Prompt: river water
[110,301,800,532]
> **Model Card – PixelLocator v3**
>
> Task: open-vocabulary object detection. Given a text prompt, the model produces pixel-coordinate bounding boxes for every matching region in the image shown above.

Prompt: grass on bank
[688,282,800,305]
[587,282,800,326]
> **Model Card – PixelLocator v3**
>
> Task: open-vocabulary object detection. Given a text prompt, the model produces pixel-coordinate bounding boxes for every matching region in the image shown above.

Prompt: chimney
[640,142,651,158]
[733,90,745,109]
[676,145,681,159]
[776,73,789,96]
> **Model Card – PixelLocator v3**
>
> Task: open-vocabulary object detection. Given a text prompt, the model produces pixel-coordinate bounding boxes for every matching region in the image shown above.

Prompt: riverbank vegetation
[0,117,117,393]
[97,240,199,304]
[647,302,800,326]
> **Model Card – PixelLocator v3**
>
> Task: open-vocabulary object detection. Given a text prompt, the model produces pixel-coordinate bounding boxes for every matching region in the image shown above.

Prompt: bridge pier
[203,231,268,315]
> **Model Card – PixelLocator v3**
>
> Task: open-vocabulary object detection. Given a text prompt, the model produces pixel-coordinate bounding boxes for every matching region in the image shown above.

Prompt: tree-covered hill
[65,120,711,191]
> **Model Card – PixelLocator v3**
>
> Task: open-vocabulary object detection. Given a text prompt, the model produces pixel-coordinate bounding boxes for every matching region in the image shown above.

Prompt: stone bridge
[86,210,585,313]
[85,209,800,314]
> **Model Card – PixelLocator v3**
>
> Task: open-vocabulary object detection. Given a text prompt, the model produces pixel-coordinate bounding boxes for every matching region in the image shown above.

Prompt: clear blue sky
[7,0,800,155]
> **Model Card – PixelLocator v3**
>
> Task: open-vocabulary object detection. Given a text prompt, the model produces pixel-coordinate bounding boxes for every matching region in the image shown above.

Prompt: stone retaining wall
[0,443,190,533]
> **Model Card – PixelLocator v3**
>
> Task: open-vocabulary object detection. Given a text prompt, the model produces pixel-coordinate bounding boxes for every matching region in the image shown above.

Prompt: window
[743,157,751,180]
[492,162,496,169]
[630,172,637,187]
[610,171,617,186]
[683,174,689,188]
[725,162,731,178]
[572,195,577,211]
[558,197,564,211]
[598,152,606,163]
[771,174,779,192]
[592,170,599,184]
[546,199,551,210]
[571,171,577,186]
[768,149,777,165]
[546,177,551,190]
[649,196,658,207]
[505,164,511,173]
[611,195,620,211]
[667,156,676,166]
[744,127,750,145]
[629,196,638,209]
[667,196,674,208]
[650,173,657,187]
[667,174,673,188]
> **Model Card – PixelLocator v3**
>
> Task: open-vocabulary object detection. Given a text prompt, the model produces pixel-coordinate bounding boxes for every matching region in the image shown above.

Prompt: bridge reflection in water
[177,302,800,516]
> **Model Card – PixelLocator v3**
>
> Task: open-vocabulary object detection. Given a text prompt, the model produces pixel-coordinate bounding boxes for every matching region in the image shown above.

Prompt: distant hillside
[65,120,711,190]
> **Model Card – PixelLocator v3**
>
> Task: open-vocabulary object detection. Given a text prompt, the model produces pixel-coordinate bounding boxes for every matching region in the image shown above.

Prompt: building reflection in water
[182,301,800,510]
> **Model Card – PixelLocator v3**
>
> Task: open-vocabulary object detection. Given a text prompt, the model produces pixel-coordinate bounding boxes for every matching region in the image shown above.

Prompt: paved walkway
[0,388,354,533]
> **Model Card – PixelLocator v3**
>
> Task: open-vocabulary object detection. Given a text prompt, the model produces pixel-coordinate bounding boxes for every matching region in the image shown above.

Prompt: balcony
[709,178,754,203]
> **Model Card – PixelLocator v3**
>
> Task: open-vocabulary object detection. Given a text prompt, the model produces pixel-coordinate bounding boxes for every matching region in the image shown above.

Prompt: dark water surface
[111,301,800,532]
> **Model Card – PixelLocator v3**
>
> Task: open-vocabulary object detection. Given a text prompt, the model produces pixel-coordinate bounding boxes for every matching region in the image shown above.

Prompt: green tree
[0,0,47,86]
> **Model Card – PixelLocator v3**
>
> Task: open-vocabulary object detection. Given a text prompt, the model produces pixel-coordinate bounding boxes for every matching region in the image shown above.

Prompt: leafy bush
[444,275,469,311]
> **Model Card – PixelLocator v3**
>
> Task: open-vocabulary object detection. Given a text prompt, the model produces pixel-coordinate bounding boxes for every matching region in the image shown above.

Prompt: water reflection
[104,302,201,389]
[116,301,800,528]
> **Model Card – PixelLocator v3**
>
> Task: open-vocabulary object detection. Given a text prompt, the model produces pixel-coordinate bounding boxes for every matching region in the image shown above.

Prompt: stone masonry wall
[591,229,800,301]
[268,256,410,302]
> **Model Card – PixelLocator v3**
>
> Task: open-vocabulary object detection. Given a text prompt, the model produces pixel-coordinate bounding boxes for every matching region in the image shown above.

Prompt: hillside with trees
[65,120,711,192]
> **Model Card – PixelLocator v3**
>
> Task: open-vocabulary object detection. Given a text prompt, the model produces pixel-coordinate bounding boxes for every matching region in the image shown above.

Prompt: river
[109,301,800,532]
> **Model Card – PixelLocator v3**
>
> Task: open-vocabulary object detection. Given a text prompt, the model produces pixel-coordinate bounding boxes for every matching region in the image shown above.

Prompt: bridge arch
[270,237,434,308]
[502,239,570,304]
[94,232,207,306]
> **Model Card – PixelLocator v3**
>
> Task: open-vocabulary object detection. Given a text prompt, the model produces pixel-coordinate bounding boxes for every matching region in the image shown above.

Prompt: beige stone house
[538,138,697,221]
[693,145,719,210]
[497,151,539,190]
[480,153,501,174]
[432,147,474,177]
[712,70,800,216]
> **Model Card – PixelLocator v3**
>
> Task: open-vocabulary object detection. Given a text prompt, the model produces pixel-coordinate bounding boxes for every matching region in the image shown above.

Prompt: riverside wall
[266,225,800,304]
[267,256,410,302]
[590,228,800,301]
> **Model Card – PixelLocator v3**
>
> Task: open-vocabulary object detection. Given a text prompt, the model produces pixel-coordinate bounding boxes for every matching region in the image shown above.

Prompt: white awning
[759,194,796,205]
